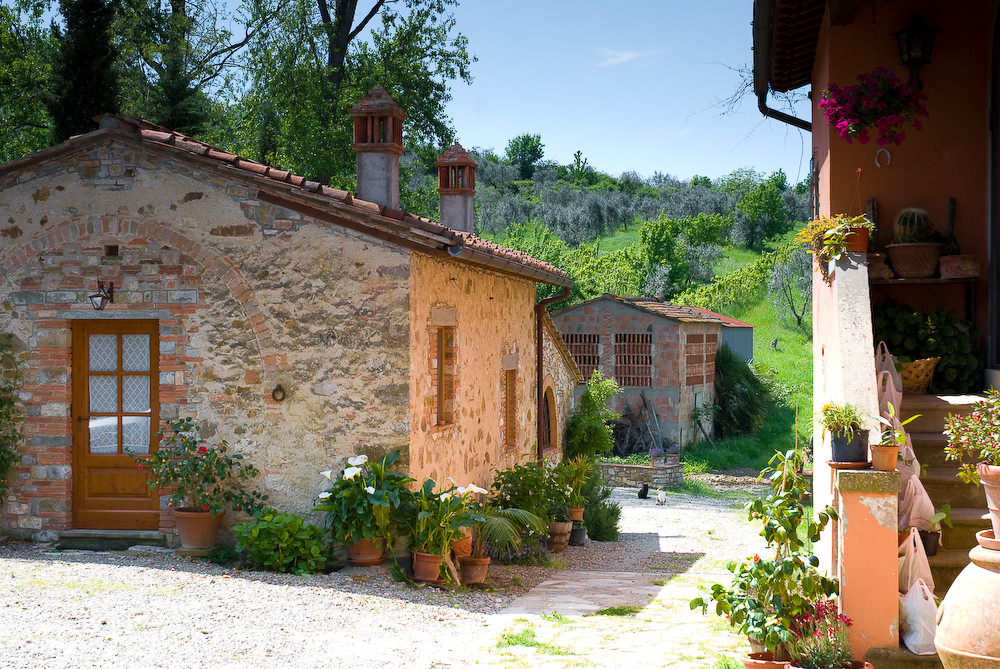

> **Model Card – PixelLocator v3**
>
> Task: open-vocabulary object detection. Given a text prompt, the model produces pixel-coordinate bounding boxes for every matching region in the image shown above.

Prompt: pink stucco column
[834,469,900,659]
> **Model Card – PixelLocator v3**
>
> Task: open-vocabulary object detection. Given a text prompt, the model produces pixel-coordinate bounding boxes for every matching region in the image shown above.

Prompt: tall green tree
[47,0,120,142]
[0,1,52,160]
[504,133,543,179]
[242,0,473,185]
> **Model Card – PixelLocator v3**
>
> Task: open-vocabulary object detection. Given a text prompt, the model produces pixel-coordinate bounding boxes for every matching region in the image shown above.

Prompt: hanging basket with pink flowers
[818,67,928,147]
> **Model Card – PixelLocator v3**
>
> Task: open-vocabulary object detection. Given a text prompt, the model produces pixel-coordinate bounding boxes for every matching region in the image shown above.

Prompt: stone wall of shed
[0,140,410,539]
[408,253,538,489]
[541,323,579,455]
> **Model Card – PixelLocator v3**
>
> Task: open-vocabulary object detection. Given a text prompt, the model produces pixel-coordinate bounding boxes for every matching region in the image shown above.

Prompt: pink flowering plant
[944,389,1000,484]
[786,598,854,669]
[818,67,928,146]
[130,417,267,516]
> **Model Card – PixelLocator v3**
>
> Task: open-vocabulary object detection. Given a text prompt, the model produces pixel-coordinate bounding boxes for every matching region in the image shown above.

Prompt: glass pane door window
[87,333,153,455]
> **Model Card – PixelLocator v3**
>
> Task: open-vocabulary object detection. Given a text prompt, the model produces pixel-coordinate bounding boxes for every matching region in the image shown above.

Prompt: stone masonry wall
[541,320,579,455]
[0,138,411,539]
[407,253,540,489]
[596,461,683,490]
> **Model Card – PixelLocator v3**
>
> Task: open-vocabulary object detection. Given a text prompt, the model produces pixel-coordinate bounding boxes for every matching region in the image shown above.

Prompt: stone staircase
[864,394,987,669]
[901,394,989,596]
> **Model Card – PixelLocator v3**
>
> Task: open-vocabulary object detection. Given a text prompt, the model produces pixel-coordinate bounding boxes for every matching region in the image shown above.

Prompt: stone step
[908,433,950,468]
[920,468,986,509]
[939,506,991,548]
[899,394,983,433]
[866,646,943,669]
[927,547,972,595]
[56,529,168,552]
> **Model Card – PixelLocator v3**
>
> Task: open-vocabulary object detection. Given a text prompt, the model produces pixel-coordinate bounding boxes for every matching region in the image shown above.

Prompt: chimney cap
[348,85,407,120]
[434,142,477,168]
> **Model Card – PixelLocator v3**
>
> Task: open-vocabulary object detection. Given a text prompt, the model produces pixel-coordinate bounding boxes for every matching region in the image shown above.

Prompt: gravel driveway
[0,482,769,669]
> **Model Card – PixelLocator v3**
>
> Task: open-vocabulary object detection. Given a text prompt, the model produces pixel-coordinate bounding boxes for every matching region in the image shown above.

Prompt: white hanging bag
[898,527,934,594]
[899,578,938,654]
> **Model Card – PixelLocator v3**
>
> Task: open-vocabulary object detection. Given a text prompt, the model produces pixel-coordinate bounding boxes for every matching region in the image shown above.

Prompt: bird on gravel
[638,483,649,499]
[656,488,666,505]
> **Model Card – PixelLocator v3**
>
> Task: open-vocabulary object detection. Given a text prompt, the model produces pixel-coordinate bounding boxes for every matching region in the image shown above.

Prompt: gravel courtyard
[0,480,769,669]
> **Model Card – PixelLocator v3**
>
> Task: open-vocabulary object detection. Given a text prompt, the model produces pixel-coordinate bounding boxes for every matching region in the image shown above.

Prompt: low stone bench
[596,459,683,490]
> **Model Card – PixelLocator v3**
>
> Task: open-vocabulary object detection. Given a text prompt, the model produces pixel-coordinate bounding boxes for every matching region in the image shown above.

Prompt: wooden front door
[72,320,160,529]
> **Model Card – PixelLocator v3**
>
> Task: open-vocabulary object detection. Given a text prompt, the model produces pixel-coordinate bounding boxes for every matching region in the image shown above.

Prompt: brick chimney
[435,143,477,233]
[349,85,406,209]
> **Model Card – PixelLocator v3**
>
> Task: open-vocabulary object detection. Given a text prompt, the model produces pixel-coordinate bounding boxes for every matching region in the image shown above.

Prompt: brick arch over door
[0,216,288,381]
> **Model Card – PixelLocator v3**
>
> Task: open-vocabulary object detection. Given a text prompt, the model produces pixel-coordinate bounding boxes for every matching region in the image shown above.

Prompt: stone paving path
[474,485,770,668]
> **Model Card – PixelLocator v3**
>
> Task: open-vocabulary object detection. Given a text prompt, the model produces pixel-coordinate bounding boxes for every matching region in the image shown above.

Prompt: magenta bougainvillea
[818,67,928,147]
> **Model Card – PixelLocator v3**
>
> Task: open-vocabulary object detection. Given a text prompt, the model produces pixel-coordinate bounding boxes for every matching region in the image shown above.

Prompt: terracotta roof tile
[94,114,568,286]
[686,306,755,328]
[348,85,406,117]
[575,294,728,325]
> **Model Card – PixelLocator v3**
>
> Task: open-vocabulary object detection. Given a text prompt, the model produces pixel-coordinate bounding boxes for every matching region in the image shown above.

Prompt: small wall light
[895,15,938,90]
[88,281,114,311]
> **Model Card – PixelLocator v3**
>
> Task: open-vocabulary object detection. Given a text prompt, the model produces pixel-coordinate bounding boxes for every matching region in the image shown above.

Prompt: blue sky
[444,1,812,183]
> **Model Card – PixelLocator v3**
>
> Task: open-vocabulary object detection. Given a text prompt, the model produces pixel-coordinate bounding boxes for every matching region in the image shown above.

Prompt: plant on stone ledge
[0,334,24,504]
[690,448,839,659]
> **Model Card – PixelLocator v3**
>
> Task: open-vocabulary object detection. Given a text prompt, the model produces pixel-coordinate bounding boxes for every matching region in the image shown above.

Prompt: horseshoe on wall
[875,147,892,168]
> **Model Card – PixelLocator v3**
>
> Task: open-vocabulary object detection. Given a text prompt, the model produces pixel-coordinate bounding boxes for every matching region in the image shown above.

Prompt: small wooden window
[432,326,456,425]
[614,333,652,386]
[564,333,600,379]
[502,369,517,449]
[540,387,557,452]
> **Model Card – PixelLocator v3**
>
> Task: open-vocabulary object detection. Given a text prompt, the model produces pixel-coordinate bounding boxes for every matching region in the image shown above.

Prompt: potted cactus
[885,208,944,278]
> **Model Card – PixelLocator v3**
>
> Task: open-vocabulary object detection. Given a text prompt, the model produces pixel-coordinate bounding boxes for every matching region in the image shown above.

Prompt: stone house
[0,86,579,540]
[551,294,724,447]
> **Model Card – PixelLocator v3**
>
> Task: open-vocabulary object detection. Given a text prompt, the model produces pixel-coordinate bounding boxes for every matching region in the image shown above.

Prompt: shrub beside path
[0,478,768,669]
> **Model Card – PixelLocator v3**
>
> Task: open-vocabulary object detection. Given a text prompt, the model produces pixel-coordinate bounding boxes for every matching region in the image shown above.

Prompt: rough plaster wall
[408,253,537,489]
[541,324,579,452]
[0,140,410,535]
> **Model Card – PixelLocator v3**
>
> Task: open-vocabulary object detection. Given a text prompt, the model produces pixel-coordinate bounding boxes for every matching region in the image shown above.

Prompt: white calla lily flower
[343,466,362,479]
[317,491,331,499]
[320,470,333,480]
[455,486,468,495]
[365,486,376,494]
[440,492,451,501]
[348,455,368,466]
[467,484,488,495]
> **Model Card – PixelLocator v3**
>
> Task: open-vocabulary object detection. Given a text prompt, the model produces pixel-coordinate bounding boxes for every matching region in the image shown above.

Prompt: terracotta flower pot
[870,444,899,471]
[845,227,869,252]
[567,507,584,522]
[885,242,943,279]
[936,547,1000,667]
[978,462,1000,537]
[450,526,473,558]
[547,520,572,553]
[173,508,224,555]
[411,551,445,583]
[742,652,789,669]
[790,663,871,669]
[458,555,490,584]
[347,537,385,566]
[939,254,981,279]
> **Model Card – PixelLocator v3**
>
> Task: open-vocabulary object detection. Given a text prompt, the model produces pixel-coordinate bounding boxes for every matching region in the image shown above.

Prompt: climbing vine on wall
[0,334,24,504]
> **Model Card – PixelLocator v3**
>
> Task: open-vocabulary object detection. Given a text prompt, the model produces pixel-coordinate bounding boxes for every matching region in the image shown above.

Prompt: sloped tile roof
[435,142,477,167]
[2,114,570,288]
[685,306,755,329]
[557,294,730,326]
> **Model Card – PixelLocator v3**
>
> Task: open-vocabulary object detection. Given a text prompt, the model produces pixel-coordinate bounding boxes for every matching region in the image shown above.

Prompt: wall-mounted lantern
[88,281,114,311]
[895,15,938,90]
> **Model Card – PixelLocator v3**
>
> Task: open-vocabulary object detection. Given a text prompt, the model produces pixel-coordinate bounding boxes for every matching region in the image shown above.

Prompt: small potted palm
[944,389,1000,547]
[314,450,413,566]
[558,456,594,522]
[819,403,868,464]
[457,486,546,585]
[131,417,268,554]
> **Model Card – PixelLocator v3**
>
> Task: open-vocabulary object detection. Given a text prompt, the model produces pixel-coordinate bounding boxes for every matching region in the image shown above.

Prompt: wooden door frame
[71,319,161,529]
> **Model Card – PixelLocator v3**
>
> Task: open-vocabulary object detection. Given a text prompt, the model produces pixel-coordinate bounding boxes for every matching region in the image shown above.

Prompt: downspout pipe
[988,3,1000,372]
[752,0,812,132]
[536,286,571,460]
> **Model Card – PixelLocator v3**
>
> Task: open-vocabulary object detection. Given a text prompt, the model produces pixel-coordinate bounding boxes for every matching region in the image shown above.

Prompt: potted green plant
[786,598,871,669]
[401,478,478,583]
[313,450,413,566]
[885,207,944,279]
[558,456,594,522]
[489,459,572,554]
[649,443,665,467]
[795,215,874,283]
[871,402,920,471]
[691,448,839,665]
[920,504,952,557]
[130,417,268,553]
[818,403,868,464]
[944,389,1000,546]
[458,487,546,585]
[818,66,928,148]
